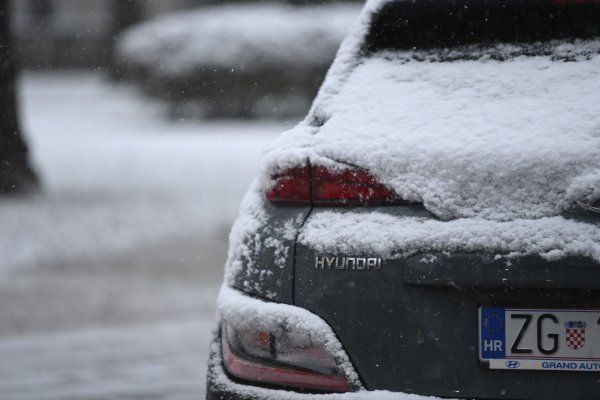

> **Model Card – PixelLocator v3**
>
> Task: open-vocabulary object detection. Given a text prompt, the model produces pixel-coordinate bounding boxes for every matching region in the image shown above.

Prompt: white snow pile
[116,3,360,78]
[224,0,600,264]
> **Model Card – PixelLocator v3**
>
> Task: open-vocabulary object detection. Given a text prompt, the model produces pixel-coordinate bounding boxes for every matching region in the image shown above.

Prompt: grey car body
[206,1,600,399]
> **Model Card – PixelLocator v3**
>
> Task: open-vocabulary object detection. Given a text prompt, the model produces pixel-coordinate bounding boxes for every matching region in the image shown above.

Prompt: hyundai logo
[505,361,520,369]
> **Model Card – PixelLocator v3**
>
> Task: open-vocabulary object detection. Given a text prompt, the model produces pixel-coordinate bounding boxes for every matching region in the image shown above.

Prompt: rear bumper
[208,327,566,400]
[294,247,600,399]
[207,281,600,400]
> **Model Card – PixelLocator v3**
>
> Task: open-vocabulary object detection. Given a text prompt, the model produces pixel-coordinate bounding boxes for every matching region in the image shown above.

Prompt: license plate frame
[479,307,600,371]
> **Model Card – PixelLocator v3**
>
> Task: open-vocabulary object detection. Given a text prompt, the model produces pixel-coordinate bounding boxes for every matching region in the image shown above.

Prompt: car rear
[207,0,600,399]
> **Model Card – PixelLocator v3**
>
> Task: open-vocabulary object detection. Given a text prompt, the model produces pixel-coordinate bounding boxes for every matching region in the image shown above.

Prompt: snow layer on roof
[116,4,360,78]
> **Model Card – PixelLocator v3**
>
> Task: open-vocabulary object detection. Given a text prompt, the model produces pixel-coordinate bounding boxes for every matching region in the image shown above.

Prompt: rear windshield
[365,0,600,53]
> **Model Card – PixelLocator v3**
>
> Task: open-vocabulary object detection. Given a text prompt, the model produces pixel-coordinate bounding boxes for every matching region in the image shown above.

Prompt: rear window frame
[364,0,600,54]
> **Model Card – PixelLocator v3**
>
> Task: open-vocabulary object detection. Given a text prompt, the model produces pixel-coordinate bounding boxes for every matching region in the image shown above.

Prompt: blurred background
[0,1,360,399]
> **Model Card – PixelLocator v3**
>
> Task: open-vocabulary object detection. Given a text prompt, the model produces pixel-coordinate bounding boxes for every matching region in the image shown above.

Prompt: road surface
[0,72,289,400]
[0,235,226,400]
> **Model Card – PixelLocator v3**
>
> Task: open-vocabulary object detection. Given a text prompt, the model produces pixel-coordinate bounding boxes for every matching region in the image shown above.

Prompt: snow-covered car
[206,0,600,399]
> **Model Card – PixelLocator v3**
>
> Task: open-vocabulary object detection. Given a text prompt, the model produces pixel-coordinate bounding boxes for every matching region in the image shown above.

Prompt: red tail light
[265,166,311,206]
[312,166,404,206]
[266,164,406,206]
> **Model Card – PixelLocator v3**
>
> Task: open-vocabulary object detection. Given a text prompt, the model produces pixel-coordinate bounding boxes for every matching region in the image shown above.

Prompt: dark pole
[0,1,39,194]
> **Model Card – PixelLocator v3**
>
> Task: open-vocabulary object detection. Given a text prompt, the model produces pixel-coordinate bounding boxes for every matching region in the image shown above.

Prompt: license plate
[479,307,600,371]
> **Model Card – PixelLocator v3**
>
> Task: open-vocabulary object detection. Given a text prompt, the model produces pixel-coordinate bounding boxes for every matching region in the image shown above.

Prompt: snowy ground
[0,72,291,399]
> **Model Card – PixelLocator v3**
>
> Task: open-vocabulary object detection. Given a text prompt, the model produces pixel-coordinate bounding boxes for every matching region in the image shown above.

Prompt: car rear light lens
[265,165,311,206]
[312,166,405,206]
[221,321,352,392]
[266,164,406,206]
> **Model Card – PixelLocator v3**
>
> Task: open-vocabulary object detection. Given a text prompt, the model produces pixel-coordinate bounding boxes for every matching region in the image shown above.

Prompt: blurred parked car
[207,0,600,399]
[115,3,360,119]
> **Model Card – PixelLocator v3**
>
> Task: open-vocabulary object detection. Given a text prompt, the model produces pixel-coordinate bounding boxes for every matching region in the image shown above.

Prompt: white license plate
[479,307,600,371]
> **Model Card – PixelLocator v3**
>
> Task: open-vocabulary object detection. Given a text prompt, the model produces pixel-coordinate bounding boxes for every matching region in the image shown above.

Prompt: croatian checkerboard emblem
[565,321,586,350]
